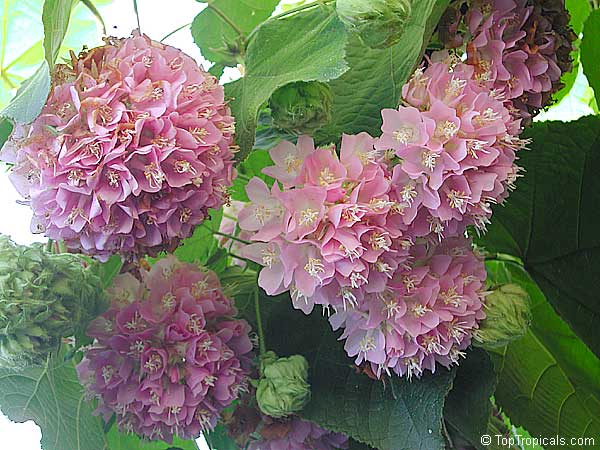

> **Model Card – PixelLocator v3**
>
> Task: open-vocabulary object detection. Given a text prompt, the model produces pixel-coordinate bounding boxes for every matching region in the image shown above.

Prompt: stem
[227,251,256,266]
[212,230,252,245]
[254,285,266,355]
[207,2,245,40]
[45,239,53,253]
[160,22,192,42]
[132,0,141,32]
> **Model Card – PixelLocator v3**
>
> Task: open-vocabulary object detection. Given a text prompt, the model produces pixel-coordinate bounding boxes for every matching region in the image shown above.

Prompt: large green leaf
[581,9,600,102]
[190,0,279,68]
[478,116,600,357]
[0,349,108,450]
[444,348,495,450]
[0,61,51,124]
[317,0,450,141]
[173,209,223,266]
[232,287,456,450]
[225,4,348,160]
[42,0,78,68]
[105,427,199,450]
[485,260,600,449]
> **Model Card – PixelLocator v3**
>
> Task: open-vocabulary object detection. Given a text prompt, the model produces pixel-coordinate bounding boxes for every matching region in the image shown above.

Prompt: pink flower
[77,256,253,442]
[378,57,528,238]
[3,32,236,260]
[331,237,487,379]
[239,134,417,315]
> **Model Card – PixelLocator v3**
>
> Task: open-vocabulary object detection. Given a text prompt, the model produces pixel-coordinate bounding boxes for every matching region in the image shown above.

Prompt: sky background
[0,0,596,449]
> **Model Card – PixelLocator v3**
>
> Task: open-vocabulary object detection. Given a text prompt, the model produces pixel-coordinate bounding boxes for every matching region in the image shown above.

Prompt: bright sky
[0,1,595,449]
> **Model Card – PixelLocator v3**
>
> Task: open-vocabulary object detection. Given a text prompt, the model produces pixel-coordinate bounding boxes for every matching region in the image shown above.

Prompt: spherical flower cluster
[3,32,236,260]
[77,256,253,442]
[247,415,350,450]
[239,134,417,314]
[376,57,528,236]
[225,402,349,450]
[330,237,486,379]
[460,0,575,117]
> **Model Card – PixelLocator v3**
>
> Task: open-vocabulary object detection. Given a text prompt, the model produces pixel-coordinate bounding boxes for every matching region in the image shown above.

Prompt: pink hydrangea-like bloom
[464,0,575,117]
[330,237,487,379]
[247,415,350,450]
[3,32,236,260]
[239,134,418,315]
[77,255,253,442]
[377,57,528,236]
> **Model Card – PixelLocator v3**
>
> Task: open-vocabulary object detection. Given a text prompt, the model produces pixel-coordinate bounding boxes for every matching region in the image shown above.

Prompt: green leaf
[317,0,450,141]
[98,255,123,289]
[42,0,78,68]
[485,260,600,448]
[105,427,199,450]
[1,62,51,124]
[191,0,279,67]
[444,348,495,450]
[581,9,600,103]
[478,116,600,357]
[566,0,592,35]
[204,425,238,450]
[0,119,13,149]
[174,209,223,265]
[240,290,456,450]
[0,349,108,450]
[225,4,348,160]
[230,149,273,202]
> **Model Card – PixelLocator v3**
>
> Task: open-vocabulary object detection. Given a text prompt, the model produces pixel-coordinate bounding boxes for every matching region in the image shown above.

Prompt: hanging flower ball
[451,0,576,119]
[330,237,487,379]
[3,31,236,261]
[77,255,253,442]
[225,401,349,450]
[376,56,529,237]
[238,134,418,315]
[247,415,350,450]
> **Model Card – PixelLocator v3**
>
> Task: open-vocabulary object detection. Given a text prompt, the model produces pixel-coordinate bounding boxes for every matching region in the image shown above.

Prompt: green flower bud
[474,284,532,350]
[336,0,412,49]
[256,351,311,418]
[269,81,333,133]
[0,236,105,369]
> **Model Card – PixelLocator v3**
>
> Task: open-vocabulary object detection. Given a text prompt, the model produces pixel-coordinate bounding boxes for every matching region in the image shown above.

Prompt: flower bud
[0,235,105,368]
[256,351,311,418]
[474,284,532,350]
[269,81,333,133]
[336,0,412,49]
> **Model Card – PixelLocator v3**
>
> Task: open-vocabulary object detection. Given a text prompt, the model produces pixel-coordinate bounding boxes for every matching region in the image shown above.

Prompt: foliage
[0,0,600,449]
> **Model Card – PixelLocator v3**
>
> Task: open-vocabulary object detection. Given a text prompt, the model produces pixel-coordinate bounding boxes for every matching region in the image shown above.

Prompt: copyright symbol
[481,435,492,446]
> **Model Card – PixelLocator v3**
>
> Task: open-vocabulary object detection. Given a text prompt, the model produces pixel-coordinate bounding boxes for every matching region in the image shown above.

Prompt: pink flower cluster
[3,32,236,260]
[247,415,350,450]
[446,0,576,118]
[377,57,528,236]
[238,135,488,378]
[239,135,415,314]
[77,256,253,442]
[331,237,486,379]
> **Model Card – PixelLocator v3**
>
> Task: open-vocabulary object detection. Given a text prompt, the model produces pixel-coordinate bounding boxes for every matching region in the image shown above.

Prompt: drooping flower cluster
[239,134,417,314]
[330,237,486,379]
[2,32,236,260]
[247,415,350,450]
[238,135,488,379]
[440,0,576,118]
[77,256,253,442]
[377,57,528,235]
[225,402,349,450]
